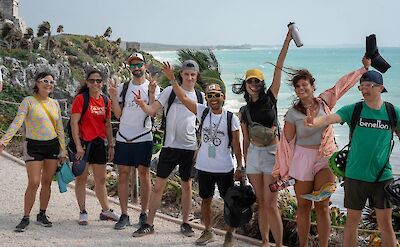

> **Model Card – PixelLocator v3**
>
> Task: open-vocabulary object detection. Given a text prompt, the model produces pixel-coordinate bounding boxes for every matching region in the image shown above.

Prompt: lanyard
[209,110,224,141]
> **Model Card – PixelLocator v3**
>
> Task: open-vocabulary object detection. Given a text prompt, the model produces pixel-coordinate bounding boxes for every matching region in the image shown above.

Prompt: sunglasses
[358,83,379,90]
[246,78,263,85]
[206,92,223,99]
[39,79,56,85]
[87,79,103,84]
[129,63,144,69]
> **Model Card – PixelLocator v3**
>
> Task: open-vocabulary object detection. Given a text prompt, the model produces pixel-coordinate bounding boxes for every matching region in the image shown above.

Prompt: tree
[57,25,64,34]
[37,21,51,50]
[115,37,121,46]
[24,27,34,40]
[1,22,20,50]
[103,27,112,38]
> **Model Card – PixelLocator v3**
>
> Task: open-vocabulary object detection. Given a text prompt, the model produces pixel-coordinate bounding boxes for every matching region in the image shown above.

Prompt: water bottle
[269,178,296,192]
[288,22,303,47]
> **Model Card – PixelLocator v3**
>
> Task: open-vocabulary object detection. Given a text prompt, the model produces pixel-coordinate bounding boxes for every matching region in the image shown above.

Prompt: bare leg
[91,163,109,211]
[201,197,213,229]
[39,159,58,211]
[24,161,42,216]
[117,165,131,214]
[263,174,283,247]
[375,208,396,247]
[294,181,314,247]
[180,180,192,224]
[146,177,167,225]
[138,165,151,214]
[313,168,335,247]
[74,163,90,211]
[343,209,361,247]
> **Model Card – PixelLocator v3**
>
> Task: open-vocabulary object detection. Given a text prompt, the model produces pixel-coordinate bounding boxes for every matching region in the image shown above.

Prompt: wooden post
[130,168,139,203]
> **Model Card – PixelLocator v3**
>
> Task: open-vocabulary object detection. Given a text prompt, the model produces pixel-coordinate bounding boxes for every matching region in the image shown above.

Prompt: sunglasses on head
[246,78,263,85]
[87,79,103,84]
[39,79,56,85]
[206,92,223,99]
[129,63,144,69]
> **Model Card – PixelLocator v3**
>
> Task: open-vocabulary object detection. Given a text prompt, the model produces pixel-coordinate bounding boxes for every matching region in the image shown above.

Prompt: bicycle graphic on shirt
[202,126,225,146]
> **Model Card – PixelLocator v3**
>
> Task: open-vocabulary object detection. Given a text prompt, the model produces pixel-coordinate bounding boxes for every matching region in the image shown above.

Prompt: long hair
[289,69,317,115]
[76,69,104,96]
[33,72,55,94]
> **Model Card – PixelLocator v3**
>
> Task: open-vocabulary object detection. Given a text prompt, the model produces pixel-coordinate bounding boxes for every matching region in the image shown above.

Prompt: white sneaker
[99,208,120,221]
[79,211,88,225]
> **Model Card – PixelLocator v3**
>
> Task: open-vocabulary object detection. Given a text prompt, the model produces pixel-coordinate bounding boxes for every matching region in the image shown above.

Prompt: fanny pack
[246,106,276,146]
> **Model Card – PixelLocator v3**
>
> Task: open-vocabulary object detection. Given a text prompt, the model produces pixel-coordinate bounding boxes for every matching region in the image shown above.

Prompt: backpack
[331,101,397,181]
[198,107,234,148]
[161,89,204,144]
[67,91,109,150]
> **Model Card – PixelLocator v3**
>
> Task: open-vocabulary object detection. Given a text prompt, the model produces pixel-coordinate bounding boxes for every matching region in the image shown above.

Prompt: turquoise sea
[151,47,400,207]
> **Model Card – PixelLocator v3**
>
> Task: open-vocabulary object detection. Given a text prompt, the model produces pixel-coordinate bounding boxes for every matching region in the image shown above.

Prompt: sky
[19,0,400,47]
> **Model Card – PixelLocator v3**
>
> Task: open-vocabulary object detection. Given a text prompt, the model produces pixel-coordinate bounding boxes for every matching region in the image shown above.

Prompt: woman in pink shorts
[274,56,371,247]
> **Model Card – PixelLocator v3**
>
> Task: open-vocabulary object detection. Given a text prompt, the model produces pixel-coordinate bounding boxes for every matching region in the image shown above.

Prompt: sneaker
[114,214,131,230]
[99,208,120,221]
[132,223,154,237]
[195,230,214,245]
[15,217,30,232]
[223,232,234,247]
[138,213,147,226]
[36,213,52,227]
[78,211,88,226]
[180,223,195,237]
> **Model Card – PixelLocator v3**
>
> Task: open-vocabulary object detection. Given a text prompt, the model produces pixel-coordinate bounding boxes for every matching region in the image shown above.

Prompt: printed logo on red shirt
[90,105,105,115]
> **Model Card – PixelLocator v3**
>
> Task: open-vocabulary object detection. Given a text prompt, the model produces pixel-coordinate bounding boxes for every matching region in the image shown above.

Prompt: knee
[27,179,40,190]
[181,181,192,192]
[314,203,330,215]
[345,215,360,227]
[138,167,149,178]
[94,175,106,186]
[378,218,394,232]
[152,183,165,195]
[297,202,312,214]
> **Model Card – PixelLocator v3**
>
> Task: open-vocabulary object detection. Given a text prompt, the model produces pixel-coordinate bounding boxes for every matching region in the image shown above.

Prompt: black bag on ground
[223,178,256,228]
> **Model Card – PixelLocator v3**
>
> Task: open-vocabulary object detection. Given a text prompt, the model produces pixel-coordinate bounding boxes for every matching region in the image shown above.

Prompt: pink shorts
[289,145,329,181]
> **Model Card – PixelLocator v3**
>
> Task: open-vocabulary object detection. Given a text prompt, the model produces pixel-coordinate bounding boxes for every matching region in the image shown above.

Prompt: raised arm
[162,62,197,115]
[270,28,292,98]
[108,77,123,119]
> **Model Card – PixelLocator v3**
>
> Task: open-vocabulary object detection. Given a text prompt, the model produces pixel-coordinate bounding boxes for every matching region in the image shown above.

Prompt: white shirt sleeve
[156,86,173,107]
[231,114,241,131]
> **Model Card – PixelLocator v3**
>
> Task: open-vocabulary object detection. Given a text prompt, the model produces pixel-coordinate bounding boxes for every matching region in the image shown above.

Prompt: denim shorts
[246,143,277,175]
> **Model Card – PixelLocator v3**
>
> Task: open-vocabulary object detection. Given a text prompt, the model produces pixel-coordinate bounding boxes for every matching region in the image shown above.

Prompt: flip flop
[301,182,337,202]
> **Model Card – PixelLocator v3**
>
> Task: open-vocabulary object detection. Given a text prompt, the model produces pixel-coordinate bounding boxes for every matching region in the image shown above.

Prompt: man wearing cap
[132,59,205,237]
[109,52,160,229]
[306,70,399,246]
[162,61,243,246]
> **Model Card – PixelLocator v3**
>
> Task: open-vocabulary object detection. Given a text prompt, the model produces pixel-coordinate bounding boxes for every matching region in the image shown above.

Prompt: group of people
[0,25,398,247]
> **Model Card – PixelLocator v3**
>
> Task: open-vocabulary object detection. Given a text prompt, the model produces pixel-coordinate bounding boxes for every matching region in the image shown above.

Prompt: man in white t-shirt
[109,52,160,229]
[161,62,243,247]
[132,60,205,237]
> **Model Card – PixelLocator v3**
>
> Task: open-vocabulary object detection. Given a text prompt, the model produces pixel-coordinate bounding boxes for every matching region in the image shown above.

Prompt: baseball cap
[205,83,223,93]
[360,70,387,92]
[181,60,199,72]
[245,69,264,81]
[127,52,145,64]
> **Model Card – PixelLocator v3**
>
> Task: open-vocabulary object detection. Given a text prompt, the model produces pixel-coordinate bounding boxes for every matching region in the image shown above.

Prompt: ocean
[151,47,400,207]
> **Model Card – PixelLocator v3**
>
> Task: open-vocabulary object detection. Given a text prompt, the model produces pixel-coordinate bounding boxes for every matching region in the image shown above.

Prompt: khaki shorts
[344,177,393,210]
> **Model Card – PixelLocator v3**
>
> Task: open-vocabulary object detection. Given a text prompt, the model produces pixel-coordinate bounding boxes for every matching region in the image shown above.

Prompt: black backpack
[67,91,109,150]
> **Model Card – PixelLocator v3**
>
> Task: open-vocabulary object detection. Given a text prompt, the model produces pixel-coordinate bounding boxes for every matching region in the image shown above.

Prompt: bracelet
[170,79,177,84]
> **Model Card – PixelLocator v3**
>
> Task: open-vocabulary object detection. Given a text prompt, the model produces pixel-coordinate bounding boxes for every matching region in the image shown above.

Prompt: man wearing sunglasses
[133,59,205,238]
[305,70,399,247]
[161,62,243,246]
[109,52,160,230]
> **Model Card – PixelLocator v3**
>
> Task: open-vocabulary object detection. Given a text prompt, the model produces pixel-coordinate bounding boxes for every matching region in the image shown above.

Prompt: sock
[39,209,46,215]
[80,210,87,214]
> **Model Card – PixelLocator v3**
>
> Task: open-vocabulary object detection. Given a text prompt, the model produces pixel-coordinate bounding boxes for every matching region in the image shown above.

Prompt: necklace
[303,102,314,108]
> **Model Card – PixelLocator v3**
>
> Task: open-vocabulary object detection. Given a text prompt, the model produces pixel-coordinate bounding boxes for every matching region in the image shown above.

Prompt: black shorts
[23,138,60,162]
[156,148,195,182]
[87,138,107,165]
[344,177,393,210]
[198,169,234,199]
[114,141,152,167]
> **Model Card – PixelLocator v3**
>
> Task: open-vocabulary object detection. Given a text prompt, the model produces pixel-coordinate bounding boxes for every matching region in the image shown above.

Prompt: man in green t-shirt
[305,70,399,247]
